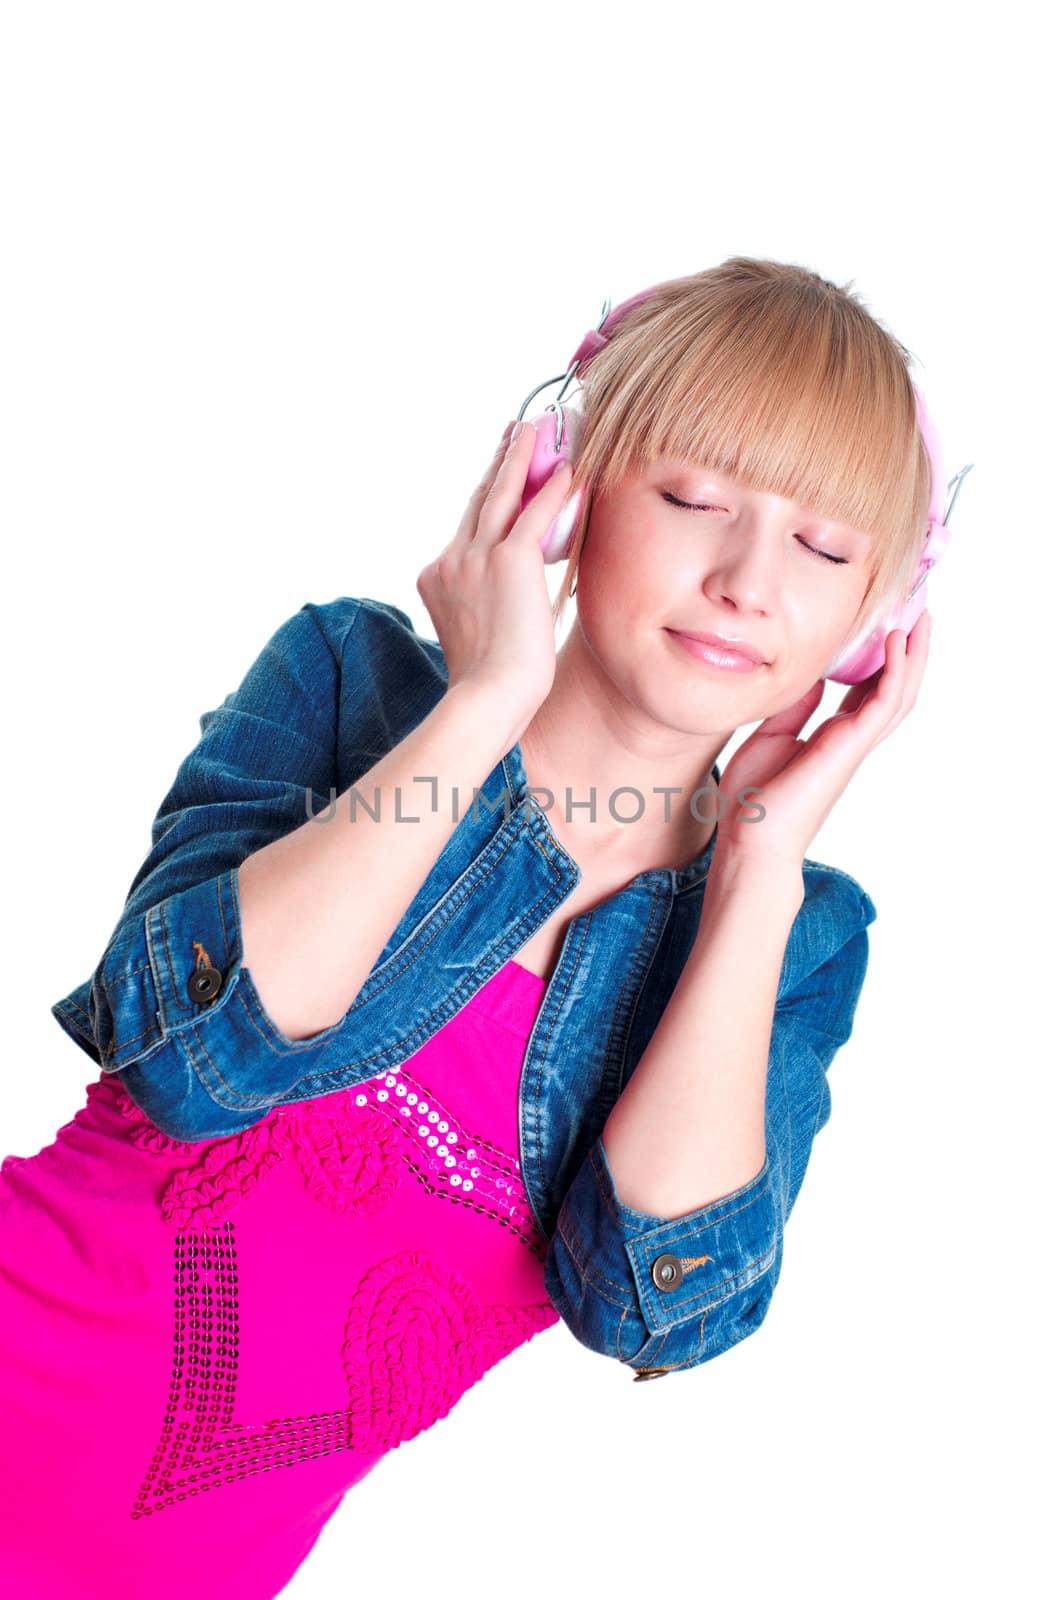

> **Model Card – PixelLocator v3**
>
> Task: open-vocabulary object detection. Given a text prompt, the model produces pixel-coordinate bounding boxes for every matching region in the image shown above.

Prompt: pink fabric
[0,961,558,1598]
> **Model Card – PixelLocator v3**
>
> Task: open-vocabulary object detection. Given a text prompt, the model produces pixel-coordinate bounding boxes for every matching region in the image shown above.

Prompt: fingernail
[501,421,515,444]
[508,420,524,447]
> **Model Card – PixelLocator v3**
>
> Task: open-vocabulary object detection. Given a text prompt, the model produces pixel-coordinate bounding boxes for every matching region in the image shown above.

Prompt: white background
[2,2,1058,1597]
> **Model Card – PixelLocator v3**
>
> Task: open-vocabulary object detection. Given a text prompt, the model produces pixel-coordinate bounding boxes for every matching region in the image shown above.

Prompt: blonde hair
[551,256,932,656]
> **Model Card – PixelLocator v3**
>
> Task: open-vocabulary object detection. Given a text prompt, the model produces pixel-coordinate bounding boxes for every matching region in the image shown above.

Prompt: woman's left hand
[712,611,934,871]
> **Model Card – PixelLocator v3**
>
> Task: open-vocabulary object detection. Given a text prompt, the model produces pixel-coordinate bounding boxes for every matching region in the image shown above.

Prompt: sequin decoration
[129,1224,557,1521]
[107,1064,545,1255]
[97,1034,561,1524]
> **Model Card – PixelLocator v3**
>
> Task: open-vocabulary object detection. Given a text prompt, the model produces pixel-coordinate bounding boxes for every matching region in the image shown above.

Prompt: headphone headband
[517,283,972,683]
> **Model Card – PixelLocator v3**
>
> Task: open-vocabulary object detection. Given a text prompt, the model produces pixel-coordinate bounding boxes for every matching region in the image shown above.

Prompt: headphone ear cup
[824,563,931,684]
[825,377,948,684]
[541,480,585,565]
[520,405,585,564]
[825,615,896,685]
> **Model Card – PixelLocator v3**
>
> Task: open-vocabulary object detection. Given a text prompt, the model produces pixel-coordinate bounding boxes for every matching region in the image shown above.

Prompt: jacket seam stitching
[525,914,592,1208]
[599,878,670,1113]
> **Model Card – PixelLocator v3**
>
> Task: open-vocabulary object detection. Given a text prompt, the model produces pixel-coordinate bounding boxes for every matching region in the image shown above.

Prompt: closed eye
[660,491,849,566]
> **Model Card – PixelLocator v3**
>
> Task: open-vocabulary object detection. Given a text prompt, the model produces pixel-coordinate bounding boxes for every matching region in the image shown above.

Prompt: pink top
[0,960,559,1598]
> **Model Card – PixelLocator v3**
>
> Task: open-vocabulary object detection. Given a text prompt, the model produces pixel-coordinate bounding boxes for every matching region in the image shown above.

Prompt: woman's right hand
[416,419,574,742]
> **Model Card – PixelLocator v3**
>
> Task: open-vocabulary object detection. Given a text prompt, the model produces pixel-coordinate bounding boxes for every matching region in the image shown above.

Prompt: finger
[891,610,933,726]
[478,425,574,547]
[836,675,878,717]
[858,628,909,721]
[469,419,535,544]
[859,620,930,749]
[800,631,906,764]
[753,677,826,739]
[797,612,935,772]
[882,612,932,708]
[509,458,575,544]
[835,620,912,718]
[456,422,520,543]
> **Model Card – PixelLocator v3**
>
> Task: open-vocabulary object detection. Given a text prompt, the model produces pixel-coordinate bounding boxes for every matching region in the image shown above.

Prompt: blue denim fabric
[51,596,876,1381]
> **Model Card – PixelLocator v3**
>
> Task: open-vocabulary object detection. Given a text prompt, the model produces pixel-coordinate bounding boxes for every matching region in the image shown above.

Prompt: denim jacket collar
[500,736,723,898]
[49,594,877,1382]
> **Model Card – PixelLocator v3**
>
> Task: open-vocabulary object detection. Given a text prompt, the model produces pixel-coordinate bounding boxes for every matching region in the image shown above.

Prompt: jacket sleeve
[50,600,359,1140]
[542,890,876,1381]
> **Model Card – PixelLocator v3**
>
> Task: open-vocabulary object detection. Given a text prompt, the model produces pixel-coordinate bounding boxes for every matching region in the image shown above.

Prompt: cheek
[575,517,659,615]
[794,576,865,640]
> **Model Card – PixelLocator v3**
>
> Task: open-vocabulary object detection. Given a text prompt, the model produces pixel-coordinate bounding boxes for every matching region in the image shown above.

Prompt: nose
[703,516,776,615]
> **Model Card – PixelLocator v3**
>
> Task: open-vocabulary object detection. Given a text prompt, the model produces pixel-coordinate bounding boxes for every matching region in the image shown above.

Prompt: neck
[518,630,728,876]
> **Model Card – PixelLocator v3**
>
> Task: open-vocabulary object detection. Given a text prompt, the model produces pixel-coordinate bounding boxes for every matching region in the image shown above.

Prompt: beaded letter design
[97,1065,560,1522]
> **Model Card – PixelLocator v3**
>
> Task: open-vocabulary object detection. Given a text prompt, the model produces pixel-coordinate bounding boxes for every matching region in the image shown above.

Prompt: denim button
[650,1252,683,1291]
[187,964,223,1004]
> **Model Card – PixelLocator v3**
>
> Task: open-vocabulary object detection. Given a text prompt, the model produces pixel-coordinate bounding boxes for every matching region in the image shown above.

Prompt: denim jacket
[51,596,877,1382]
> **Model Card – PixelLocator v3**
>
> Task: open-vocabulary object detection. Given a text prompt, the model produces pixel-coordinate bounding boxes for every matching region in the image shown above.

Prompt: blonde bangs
[551,258,933,649]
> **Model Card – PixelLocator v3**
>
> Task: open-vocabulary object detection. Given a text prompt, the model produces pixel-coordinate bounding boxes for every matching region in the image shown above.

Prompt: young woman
[0,257,940,1597]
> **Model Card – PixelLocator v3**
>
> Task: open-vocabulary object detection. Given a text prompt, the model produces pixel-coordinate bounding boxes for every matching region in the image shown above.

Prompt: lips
[667,629,768,666]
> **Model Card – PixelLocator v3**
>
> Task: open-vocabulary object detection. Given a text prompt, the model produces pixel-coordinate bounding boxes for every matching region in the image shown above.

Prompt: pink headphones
[516,287,972,684]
